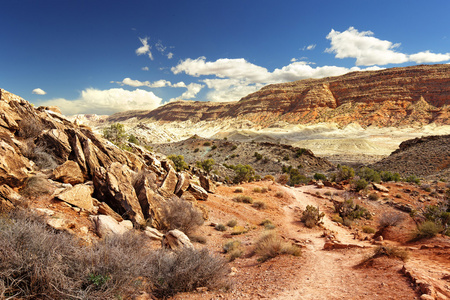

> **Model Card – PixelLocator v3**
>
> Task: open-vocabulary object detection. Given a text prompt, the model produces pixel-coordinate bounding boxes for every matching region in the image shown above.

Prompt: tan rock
[199,174,216,193]
[187,183,208,201]
[97,201,123,222]
[93,163,145,226]
[175,172,190,196]
[0,138,31,187]
[55,184,95,212]
[161,229,193,250]
[373,183,389,193]
[53,160,85,185]
[158,167,178,197]
[144,226,164,240]
[90,214,132,238]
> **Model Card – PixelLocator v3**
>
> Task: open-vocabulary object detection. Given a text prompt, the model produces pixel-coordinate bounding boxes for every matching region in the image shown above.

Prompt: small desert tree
[196,159,215,173]
[103,123,127,146]
[168,155,189,172]
[233,164,255,183]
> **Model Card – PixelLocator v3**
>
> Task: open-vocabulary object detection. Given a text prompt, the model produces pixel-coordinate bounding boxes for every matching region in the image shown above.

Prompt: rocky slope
[372,134,450,179]
[108,64,450,127]
[0,88,212,235]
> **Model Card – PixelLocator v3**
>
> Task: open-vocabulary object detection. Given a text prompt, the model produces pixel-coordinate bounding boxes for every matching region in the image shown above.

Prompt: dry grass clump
[252,201,266,210]
[378,212,405,228]
[368,246,409,262]
[159,196,204,235]
[0,210,229,299]
[253,187,268,193]
[232,195,253,204]
[253,231,301,262]
[274,191,286,198]
[260,219,276,230]
[215,223,227,231]
[362,226,376,234]
[412,220,443,240]
[233,187,244,193]
[19,174,55,198]
[226,219,238,227]
[223,240,244,261]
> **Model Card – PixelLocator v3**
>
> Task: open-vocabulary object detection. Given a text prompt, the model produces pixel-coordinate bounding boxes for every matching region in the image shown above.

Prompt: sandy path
[274,186,415,300]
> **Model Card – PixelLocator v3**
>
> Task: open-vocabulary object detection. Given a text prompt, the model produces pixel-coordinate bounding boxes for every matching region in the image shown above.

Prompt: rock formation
[107,64,450,127]
[0,88,212,237]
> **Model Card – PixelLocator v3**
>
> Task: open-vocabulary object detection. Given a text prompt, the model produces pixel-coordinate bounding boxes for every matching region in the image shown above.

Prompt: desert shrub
[215,223,227,231]
[405,175,420,184]
[379,212,404,228]
[128,134,139,144]
[295,148,307,158]
[353,178,368,192]
[413,220,442,240]
[226,219,238,227]
[211,145,217,150]
[223,240,243,261]
[331,214,343,224]
[357,167,381,183]
[252,201,266,210]
[263,175,275,181]
[334,199,371,221]
[232,195,253,204]
[368,246,409,262]
[33,147,59,169]
[233,164,255,183]
[275,191,285,198]
[362,226,376,234]
[231,225,248,235]
[314,173,327,181]
[231,145,237,151]
[194,148,199,153]
[288,169,308,186]
[421,184,432,192]
[148,247,230,298]
[368,193,379,201]
[196,159,215,173]
[168,154,189,172]
[260,187,268,193]
[342,218,353,227]
[159,196,204,235]
[277,174,289,185]
[103,123,127,146]
[254,231,301,262]
[233,187,244,193]
[324,191,332,196]
[189,235,207,244]
[203,142,211,146]
[254,152,263,160]
[283,155,290,161]
[301,205,325,228]
[380,171,401,182]
[330,165,355,182]
[19,174,54,198]
[260,219,276,230]
[18,117,45,139]
[253,187,262,193]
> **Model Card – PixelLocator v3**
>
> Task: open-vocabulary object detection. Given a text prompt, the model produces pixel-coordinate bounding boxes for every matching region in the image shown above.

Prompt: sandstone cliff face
[108,64,450,127]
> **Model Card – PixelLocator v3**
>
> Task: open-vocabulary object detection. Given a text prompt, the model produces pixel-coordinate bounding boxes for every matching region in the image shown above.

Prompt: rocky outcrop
[0,88,211,237]
[108,64,450,127]
[161,229,193,250]
[372,134,450,179]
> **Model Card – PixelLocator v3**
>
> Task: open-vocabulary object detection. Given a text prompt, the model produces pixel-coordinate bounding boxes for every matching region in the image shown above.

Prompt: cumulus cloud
[167,52,174,59]
[325,27,409,66]
[202,78,263,102]
[136,37,153,60]
[409,50,450,63]
[170,83,204,101]
[38,88,162,115]
[32,88,46,95]
[142,66,149,71]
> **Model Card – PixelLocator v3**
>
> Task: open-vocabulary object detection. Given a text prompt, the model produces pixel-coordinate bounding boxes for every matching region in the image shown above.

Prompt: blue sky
[1,0,449,115]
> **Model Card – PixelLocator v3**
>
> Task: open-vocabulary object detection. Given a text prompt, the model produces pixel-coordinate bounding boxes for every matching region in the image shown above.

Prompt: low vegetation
[159,196,204,235]
[168,154,189,172]
[253,231,301,262]
[300,205,325,228]
[0,211,229,299]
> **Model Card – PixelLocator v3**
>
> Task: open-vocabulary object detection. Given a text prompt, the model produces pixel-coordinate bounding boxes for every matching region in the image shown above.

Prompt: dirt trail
[274,186,416,300]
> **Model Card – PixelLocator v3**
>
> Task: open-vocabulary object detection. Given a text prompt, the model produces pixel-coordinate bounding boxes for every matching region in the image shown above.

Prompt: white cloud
[136,37,153,60]
[170,83,204,101]
[142,66,149,71]
[32,88,46,95]
[114,78,186,88]
[409,50,450,63]
[325,27,409,66]
[38,88,162,115]
[202,78,263,102]
[167,52,174,59]
[302,44,316,51]
[171,57,271,83]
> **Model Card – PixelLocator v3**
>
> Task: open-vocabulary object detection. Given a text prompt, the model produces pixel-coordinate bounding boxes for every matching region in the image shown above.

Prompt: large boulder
[0,136,31,187]
[161,229,193,250]
[90,215,133,238]
[55,184,95,212]
[175,172,190,196]
[36,129,72,164]
[0,184,20,213]
[199,174,216,193]
[158,167,178,197]
[93,163,145,226]
[53,160,85,185]
[187,184,208,201]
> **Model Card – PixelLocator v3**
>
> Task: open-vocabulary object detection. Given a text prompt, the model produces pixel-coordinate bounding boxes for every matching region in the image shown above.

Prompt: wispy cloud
[136,37,153,60]
[113,78,186,88]
[141,66,149,71]
[302,44,316,51]
[32,88,46,95]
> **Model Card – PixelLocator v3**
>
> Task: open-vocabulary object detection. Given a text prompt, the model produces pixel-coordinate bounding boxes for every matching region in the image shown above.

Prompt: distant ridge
[108,64,450,127]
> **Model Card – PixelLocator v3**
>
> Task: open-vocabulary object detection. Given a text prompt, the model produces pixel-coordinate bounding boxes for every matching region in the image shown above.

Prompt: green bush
[405,175,420,184]
[331,165,355,182]
[233,164,255,183]
[334,199,371,221]
[295,148,307,158]
[223,240,243,261]
[357,167,381,183]
[203,142,211,146]
[301,205,325,228]
[362,226,376,234]
[368,193,379,201]
[314,173,327,181]
[380,171,401,182]
[353,178,368,192]
[196,159,215,173]
[103,123,127,146]
[254,152,263,160]
[168,154,189,172]
[413,220,442,240]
